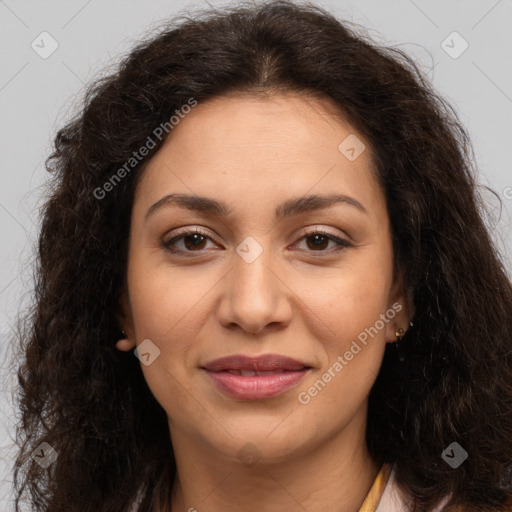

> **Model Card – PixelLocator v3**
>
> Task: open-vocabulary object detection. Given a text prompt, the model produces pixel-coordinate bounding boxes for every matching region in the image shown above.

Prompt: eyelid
[164,225,214,240]
[294,225,348,241]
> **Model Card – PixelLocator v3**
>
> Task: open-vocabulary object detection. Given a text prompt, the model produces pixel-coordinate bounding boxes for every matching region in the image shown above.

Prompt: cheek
[298,252,393,396]
[317,283,390,375]
[127,250,213,339]
[126,264,207,418]
[297,285,390,421]
[300,251,393,344]
[126,258,220,404]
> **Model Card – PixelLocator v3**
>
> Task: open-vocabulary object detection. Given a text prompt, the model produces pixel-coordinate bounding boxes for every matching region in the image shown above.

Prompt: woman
[12,1,512,511]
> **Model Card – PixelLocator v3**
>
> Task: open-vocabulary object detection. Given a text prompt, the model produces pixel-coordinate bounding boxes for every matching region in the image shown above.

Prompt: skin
[116,92,412,512]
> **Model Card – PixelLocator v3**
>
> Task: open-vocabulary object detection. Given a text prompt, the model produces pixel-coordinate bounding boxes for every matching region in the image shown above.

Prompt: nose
[216,244,292,335]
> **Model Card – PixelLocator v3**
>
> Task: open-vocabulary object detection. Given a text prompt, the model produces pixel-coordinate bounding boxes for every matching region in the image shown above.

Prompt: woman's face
[117,92,409,464]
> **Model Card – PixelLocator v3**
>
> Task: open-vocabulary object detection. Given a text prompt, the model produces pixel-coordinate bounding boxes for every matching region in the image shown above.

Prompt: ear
[115,288,136,352]
[385,271,414,344]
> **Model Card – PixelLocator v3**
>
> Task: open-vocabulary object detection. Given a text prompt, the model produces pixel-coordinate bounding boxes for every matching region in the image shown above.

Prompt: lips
[201,354,309,372]
[201,354,311,400]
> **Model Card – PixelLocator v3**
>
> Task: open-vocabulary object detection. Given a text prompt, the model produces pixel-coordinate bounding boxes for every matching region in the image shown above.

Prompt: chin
[204,426,313,466]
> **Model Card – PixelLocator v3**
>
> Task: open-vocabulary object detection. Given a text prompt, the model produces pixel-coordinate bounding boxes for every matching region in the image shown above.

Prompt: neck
[168,407,379,512]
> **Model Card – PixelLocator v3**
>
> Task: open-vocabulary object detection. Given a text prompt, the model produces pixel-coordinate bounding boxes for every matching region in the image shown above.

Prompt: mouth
[200,354,312,400]
[221,369,295,376]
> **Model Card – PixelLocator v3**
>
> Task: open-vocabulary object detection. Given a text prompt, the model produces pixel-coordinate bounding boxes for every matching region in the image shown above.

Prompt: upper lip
[201,354,310,372]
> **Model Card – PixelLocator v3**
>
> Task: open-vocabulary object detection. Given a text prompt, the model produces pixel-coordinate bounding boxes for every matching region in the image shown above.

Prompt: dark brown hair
[11,1,512,511]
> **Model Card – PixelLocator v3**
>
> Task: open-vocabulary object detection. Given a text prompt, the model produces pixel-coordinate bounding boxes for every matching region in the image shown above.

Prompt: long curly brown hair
[11,1,512,511]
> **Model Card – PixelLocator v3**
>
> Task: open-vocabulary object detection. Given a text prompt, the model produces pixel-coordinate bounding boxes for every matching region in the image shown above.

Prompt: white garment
[376,466,449,512]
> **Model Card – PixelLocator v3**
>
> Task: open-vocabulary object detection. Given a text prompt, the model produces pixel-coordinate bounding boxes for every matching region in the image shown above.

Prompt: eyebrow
[144,192,367,222]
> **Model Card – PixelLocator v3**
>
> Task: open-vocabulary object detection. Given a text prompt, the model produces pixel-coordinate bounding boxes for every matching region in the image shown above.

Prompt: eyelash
[160,227,353,257]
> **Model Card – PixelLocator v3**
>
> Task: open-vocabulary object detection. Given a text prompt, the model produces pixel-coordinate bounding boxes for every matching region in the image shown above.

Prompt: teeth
[226,370,289,376]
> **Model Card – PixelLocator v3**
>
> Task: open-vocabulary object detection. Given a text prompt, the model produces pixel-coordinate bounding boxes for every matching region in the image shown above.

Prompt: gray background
[1,0,511,509]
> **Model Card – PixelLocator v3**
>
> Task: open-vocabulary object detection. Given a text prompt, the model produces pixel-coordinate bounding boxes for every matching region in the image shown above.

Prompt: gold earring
[395,327,406,362]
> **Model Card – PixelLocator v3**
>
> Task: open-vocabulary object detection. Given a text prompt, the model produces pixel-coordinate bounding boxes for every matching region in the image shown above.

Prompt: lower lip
[203,369,309,400]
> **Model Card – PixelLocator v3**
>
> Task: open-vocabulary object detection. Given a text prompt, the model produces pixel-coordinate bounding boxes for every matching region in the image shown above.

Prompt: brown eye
[294,229,352,253]
[161,229,216,254]
[304,233,330,250]
[181,233,208,251]
[161,227,352,257]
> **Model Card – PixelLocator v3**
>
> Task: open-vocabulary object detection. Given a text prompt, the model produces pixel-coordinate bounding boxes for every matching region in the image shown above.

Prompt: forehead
[134,92,385,221]
[154,92,369,163]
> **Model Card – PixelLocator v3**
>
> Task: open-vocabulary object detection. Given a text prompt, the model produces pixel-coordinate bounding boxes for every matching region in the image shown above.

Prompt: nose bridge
[233,239,276,309]
[217,237,289,333]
